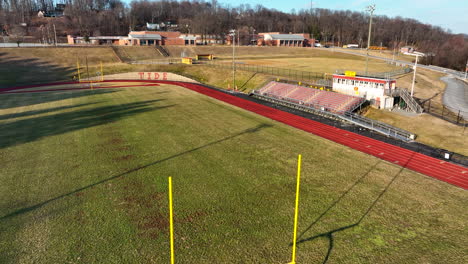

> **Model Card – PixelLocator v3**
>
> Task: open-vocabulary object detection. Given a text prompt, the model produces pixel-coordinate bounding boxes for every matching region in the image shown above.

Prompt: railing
[129,58,181,64]
[335,67,412,79]
[111,46,131,62]
[251,91,416,142]
[268,78,332,89]
[398,88,424,113]
[341,112,416,141]
[155,45,170,57]
[251,92,343,120]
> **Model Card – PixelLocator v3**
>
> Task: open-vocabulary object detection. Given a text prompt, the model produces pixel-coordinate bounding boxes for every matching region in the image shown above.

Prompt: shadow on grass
[0,102,101,121]
[0,88,117,110]
[0,123,272,221]
[294,154,415,264]
[0,99,171,150]
[0,52,76,88]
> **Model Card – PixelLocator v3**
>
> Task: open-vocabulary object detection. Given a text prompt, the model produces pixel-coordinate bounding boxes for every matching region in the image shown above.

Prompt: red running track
[2,80,467,189]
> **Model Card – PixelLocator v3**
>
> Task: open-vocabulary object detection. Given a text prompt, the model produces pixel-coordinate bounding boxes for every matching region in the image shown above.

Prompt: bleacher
[257,81,366,114]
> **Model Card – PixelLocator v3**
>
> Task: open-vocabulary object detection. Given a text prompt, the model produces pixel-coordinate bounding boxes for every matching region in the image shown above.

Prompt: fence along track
[200,60,330,84]
[421,99,468,126]
[335,67,412,79]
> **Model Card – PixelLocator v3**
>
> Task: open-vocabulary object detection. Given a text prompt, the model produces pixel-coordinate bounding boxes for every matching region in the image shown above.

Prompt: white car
[314,43,322,47]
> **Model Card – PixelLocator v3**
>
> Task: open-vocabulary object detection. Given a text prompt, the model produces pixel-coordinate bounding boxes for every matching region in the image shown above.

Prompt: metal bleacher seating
[257,81,365,114]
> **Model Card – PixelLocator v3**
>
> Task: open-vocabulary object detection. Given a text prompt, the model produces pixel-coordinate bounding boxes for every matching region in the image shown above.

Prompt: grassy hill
[0,83,466,263]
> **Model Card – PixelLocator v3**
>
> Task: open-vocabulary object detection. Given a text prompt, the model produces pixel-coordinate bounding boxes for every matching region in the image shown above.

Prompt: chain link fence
[421,99,468,127]
[200,60,330,84]
[335,67,412,79]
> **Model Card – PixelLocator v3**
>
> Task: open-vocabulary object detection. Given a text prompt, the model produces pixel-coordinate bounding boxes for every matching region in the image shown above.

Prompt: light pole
[53,24,58,47]
[411,54,419,97]
[230,29,236,90]
[465,58,467,80]
[365,4,376,75]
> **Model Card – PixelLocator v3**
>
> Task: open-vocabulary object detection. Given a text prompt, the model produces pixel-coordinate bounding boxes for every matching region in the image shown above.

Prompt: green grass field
[0,84,466,263]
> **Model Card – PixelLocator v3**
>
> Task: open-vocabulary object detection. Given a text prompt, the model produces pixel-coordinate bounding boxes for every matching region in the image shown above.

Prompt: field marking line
[168,176,175,264]
[289,154,302,264]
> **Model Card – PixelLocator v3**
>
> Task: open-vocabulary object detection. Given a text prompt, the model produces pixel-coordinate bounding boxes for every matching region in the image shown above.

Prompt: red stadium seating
[258,81,365,114]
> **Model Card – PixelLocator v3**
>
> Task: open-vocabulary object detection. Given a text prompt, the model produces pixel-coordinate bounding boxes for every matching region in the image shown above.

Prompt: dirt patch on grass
[119,179,169,238]
[116,146,131,151]
[114,154,134,161]
[74,210,86,224]
[139,215,169,232]
[108,138,124,145]
[118,177,208,240]
[180,210,207,224]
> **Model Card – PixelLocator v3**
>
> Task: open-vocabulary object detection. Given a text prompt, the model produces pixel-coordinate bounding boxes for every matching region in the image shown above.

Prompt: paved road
[441,76,468,120]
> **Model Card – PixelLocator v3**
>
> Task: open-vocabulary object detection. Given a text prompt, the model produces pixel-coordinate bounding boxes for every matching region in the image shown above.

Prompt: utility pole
[47,25,51,44]
[464,59,467,80]
[230,29,236,90]
[411,54,419,97]
[365,4,376,75]
[332,35,335,52]
[53,24,58,47]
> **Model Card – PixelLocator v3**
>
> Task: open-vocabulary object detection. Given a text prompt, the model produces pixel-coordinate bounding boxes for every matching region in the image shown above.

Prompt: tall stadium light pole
[411,54,419,97]
[365,4,376,75]
[230,29,236,90]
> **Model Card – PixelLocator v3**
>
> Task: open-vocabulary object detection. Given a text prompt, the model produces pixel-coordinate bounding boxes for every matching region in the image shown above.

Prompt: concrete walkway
[441,75,468,120]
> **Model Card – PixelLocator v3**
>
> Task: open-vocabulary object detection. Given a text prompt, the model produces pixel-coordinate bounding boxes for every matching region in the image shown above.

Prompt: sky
[221,0,468,34]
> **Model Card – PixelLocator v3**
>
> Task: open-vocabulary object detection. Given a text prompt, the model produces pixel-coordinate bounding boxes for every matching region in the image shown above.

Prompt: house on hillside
[400,46,426,57]
[146,23,160,30]
[145,21,179,31]
[400,46,414,53]
[38,4,67,18]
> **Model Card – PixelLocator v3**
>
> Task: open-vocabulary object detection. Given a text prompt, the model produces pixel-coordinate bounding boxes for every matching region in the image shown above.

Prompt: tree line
[1,0,467,70]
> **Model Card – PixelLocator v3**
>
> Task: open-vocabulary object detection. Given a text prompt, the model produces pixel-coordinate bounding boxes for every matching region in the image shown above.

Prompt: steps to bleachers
[256,81,365,114]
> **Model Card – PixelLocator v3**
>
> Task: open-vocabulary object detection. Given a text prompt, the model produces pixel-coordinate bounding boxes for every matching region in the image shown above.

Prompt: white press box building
[332,72,397,109]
